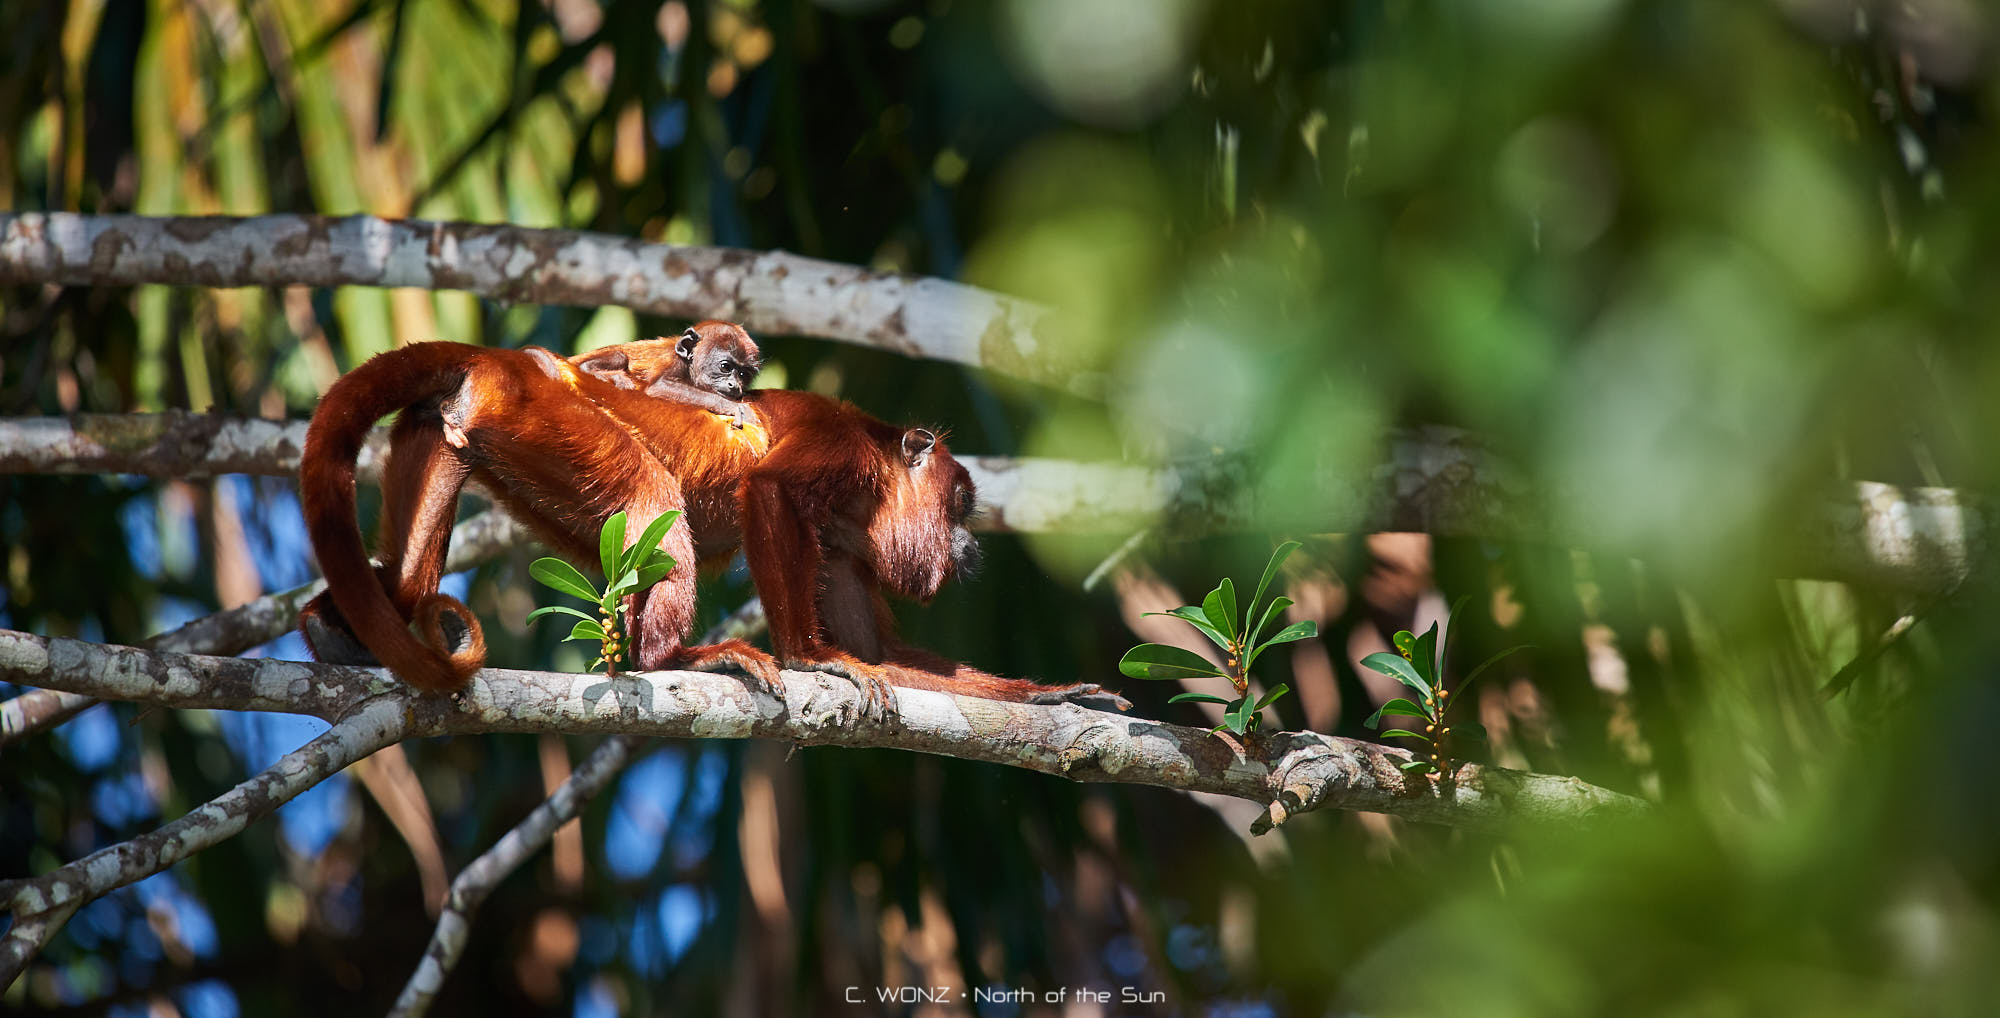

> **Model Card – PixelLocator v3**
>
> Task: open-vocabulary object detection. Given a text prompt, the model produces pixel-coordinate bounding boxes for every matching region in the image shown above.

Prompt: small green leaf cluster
[1361,607,1526,777]
[1118,541,1318,736]
[526,510,680,675]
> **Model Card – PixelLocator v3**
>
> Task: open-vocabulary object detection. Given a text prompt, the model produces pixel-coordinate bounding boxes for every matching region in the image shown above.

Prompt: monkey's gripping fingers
[1028,683,1132,713]
[793,658,897,723]
[671,641,784,698]
[729,403,758,430]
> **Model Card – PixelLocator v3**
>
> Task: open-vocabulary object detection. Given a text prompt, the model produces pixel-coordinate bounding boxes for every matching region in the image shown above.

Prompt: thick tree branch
[0,505,525,746]
[0,212,1082,394]
[0,621,1642,986]
[0,629,1647,834]
[1,413,1984,593]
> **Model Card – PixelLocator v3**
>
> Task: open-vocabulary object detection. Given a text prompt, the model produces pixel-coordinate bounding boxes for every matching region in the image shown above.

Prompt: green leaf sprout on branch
[1118,541,1318,737]
[525,510,680,676]
[1361,598,1529,779]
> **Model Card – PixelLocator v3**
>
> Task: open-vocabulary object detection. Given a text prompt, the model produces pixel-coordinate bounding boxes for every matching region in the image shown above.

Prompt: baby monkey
[571,320,762,428]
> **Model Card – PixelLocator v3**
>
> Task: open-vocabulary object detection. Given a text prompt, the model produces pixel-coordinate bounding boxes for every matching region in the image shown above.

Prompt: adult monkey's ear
[902,428,936,467]
[676,327,701,361]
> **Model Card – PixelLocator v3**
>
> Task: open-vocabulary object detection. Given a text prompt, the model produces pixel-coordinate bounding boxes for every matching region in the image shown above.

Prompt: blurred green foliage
[6,0,2000,1015]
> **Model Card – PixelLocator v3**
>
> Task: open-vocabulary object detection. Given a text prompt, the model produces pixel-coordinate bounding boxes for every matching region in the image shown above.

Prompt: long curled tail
[300,343,486,692]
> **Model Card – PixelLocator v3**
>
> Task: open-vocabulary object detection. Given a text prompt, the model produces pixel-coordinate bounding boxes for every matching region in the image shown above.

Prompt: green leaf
[1246,541,1300,637]
[1392,630,1416,659]
[598,511,627,585]
[1244,596,1294,656]
[1363,697,1432,729]
[634,559,673,591]
[1457,644,1532,695]
[1246,619,1318,671]
[1118,644,1227,680]
[1168,692,1234,705]
[567,619,607,642]
[1412,621,1440,686]
[1400,759,1435,774]
[1377,728,1432,742]
[1144,606,1230,651]
[1201,578,1240,644]
[1252,682,1291,712]
[602,567,640,601]
[1360,651,1433,699]
[526,604,597,627]
[626,510,682,573]
[1223,708,1252,735]
[1447,721,1488,742]
[530,557,600,604]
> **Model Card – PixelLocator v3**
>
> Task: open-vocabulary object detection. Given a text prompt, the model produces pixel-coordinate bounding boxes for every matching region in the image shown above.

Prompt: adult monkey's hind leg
[298,409,478,665]
[463,402,782,696]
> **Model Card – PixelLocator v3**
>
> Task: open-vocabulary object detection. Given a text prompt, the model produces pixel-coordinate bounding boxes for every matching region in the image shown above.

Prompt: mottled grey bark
[0,624,1644,990]
[0,212,1083,393]
[2,413,1981,593]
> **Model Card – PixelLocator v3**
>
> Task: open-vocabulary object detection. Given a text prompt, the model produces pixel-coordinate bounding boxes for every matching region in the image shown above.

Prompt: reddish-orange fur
[571,321,761,428]
[297,342,774,692]
[300,335,1123,711]
[571,340,1126,713]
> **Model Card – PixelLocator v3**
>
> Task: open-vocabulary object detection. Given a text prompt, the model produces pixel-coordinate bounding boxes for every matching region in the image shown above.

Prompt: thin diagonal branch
[388,734,638,1018]
[388,603,766,1016]
[0,696,407,985]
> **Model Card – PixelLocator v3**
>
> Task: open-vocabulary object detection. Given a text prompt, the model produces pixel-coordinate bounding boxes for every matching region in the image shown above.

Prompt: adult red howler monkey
[299,338,1125,713]
[296,342,775,693]
[569,337,1127,714]
[570,320,760,428]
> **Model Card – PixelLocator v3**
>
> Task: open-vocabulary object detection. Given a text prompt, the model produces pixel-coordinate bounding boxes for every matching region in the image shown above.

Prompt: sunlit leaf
[1363,697,1432,729]
[567,619,607,642]
[1377,728,1432,742]
[530,557,599,603]
[526,604,596,627]
[627,510,682,573]
[634,559,673,591]
[603,568,640,601]
[1246,541,1301,637]
[1400,759,1435,774]
[1118,644,1227,680]
[1360,650,1432,699]
[1256,619,1317,649]
[1412,622,1439,685]
[1168,692,1233,705]
[1393,630,1415,659]
[1244,596,1294,657]
[598,510,627,584]
[1224,708,1252,735]
[1202,578,1240,644]
[1252,682,1291,712]
[1144,606,1230,651]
